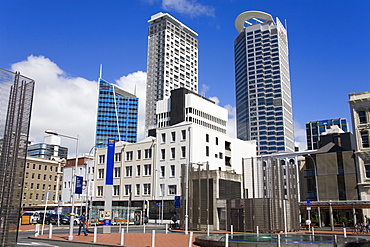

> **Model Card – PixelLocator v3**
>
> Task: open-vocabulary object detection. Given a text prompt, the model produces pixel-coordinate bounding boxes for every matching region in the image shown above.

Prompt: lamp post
[86,143,104,224]
[45,130,79,241]
[307,154,322,228]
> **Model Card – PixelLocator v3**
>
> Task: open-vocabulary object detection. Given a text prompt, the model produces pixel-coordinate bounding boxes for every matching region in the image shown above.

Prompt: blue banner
[106,138,115,185]
[75,176,83,194]
[174,196,181,208]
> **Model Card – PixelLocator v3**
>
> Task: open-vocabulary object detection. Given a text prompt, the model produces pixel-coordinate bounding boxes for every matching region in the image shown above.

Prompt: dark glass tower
[234,11,294,155]
[95,79,138,146]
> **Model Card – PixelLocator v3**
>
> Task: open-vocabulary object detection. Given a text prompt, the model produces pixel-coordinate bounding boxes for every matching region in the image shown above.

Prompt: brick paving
[20,224,370,247]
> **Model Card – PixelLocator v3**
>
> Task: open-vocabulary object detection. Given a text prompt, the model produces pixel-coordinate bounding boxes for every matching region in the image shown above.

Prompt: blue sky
[1,0,369,154]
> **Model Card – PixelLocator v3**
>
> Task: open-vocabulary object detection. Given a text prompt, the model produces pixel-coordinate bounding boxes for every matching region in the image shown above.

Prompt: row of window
[98,149,152,164]
[25,173,59,181]
[97,164,153,179]
[96,183,153,197]
[160,147,186,160]
[26,163,61,172]
[25,193,56,201]
[26,183,59,190]
[161,130,186,143]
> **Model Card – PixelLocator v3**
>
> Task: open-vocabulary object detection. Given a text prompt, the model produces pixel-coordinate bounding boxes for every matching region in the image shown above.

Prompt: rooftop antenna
[134,84,137,96]
[99,64,103,81]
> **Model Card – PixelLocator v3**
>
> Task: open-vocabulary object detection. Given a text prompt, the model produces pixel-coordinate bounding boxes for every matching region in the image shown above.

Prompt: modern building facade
[348,91,370,215]
[306,118,348,150]
[95,79,138,147]
[27,135,68,160]
[234,11,294,155]
[145,12,199,133]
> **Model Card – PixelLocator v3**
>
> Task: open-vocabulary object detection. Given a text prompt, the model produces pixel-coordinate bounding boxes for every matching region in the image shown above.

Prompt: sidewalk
[21,225,200,247]
[20,224,370,247]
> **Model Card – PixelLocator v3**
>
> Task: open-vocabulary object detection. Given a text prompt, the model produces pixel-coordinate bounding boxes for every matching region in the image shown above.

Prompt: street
[17,224,168,247]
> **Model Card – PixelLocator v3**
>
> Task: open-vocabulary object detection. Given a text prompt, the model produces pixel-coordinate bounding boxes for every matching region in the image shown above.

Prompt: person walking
[78,212,88,236]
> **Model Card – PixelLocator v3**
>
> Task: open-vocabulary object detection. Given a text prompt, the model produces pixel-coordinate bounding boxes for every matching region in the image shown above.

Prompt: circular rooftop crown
[235,11,274,33]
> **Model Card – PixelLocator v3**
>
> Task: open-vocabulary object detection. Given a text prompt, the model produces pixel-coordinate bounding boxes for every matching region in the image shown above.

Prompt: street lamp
[86,143,104,224]
[307,154,322,228]
[45,130,79,241]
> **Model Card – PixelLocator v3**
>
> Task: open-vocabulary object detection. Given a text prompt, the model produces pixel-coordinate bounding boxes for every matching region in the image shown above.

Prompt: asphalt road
[17,224,168,247]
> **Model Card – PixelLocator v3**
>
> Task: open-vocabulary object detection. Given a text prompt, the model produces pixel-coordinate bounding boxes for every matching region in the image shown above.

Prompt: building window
[171,148,175,159]
[170,165,175,177]
[160,166,165,178]
[99,155,105,164]
[206,134,209,142]
[32,164,36,169]
[143,184,151,195]
[36,184,40,189]
[144,149,152,159]
[137,150,141,160]
[44,165,47,171]
[160,184,165,197]
[136,165,141,176]
[38,174,41,179]
[30,183,34,189]
[115,153,121,162]
[144,164,151,176]
[43,174,46,180]
[126,151,133,161]
[35,194,39,200]
[168,185,177,195]
[136,184,140,196]
[206,146,209,156]
[181,146,186,158]
[161,133,166,143]
[125,185,131,196]
[361,131,370,148]
[365,161,370,178]
[114,167,121,178]
[359,110,367,124]
[216,137,219,145]
[181,130,186,140]
[98,169,104,179]
[161,149,166,160]
[97,186,103,197]
[219,152,223,159]
[125,166,132,177]
[171,132,176,142]
[113,185,120,196]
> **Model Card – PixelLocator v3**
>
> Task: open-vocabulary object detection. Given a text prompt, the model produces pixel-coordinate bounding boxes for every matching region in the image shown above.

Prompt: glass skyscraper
[95,79,138,146]
[306,118,348,150]
[234,11,294,155]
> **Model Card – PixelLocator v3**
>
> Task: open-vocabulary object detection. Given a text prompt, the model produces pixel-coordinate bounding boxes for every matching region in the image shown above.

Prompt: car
[21,211,38,224]
[45,214,70,225]
[36,212,51,224]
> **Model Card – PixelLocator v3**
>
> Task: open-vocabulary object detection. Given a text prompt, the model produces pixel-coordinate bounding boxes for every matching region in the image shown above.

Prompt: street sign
[174,196,181,208]
[75,176,83,194]
[306,199,310,207]
[306,207,311,211]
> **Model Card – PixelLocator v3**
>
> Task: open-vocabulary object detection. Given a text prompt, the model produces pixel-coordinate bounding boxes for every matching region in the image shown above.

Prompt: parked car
[45,214,69,225]
[36,212,51,224]
[21,211,38,224]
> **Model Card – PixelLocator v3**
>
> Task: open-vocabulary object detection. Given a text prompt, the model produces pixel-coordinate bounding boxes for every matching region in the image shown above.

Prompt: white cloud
[199,83,210,97]
[294,120,307,151]
[115,71,147,141]
[224,104,236,137]
[208,96,219,105]
[11,55,98,156]
[162,0,215,18]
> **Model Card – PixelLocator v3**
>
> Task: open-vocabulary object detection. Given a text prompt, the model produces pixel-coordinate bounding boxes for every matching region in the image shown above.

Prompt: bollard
[120,229,125,246]
[152,230,155,247]
[312,226,314,236]
[119,222,122,233]
[207,225,210,236]
[93,226,97,243]
[277,234,281,247]
[35,224,40,237]
[165,224,168,234]
[48,224,52,239]
[189,232,193,247]
[256,226,259,235]
[225,233,229,247]
[143,223,146,233]
[344,228,347,238]
[231,225,233,236]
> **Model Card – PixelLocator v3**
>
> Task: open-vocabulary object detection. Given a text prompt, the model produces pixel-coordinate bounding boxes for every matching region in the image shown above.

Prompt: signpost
[306,199,311,231]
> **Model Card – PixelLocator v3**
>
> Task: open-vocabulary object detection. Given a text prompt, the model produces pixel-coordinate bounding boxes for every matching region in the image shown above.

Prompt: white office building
[145,12,199,133]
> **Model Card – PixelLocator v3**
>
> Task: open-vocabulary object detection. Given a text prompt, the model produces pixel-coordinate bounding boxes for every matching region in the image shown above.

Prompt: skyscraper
[234,11,294,155]
[306,118,348,150]
[145,12,199,134]
[95,78,138,146]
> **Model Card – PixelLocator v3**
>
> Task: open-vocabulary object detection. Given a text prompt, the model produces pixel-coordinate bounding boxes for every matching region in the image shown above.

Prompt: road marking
[17,242,59,247]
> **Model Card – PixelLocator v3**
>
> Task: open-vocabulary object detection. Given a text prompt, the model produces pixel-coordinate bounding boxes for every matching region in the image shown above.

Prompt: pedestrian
[78,212,88,236]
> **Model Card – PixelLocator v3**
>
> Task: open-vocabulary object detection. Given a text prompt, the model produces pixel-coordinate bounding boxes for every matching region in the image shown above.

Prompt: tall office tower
[234,11,294,155]
[306,118,348,150]
[145,12,199,134]
[95,78,138,147]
